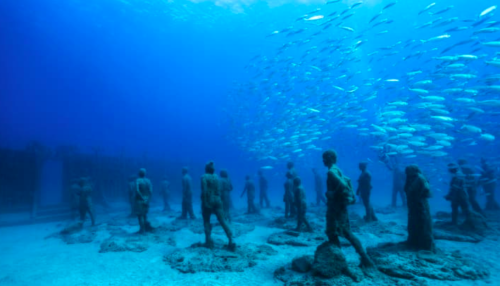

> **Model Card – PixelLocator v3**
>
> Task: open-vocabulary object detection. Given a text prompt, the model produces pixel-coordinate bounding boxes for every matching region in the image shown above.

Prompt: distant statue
[312,168,326,206]
[161,177,171,212]
[135,168,152,234]
[458,159,484,216]
[127,176,136,217]
[445,163,487,232]
[293,177,313,232]
[357,162,377,222]
[379,150,406,207]
[241,175,258,214]
[258,170,271,208]
[480,158,500,211]
[180,167,196,219]
[283,171,295,218]
[404,165,435,252]
[323,150,374,268]
[201,162,234,250]
[77,177,95,226]
[219,169,233,222]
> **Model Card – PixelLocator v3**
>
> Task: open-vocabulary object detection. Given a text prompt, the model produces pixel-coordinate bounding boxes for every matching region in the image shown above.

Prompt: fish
[480,6,497,17]
[419,3,436,15]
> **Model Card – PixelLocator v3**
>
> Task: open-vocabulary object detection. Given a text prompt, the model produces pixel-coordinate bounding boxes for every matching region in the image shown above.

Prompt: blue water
[1,0,499,207]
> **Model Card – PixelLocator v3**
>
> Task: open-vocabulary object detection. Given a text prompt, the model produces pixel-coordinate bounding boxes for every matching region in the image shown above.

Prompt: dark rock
[292,256,314,273]
[63,230,96,244]
[267,232,311,247]
[312,242,349,278]
[99,236,148,253]
[60,222,83,235]
[367,242,489,282]
[433,230,482,243]
[164,243,273,273]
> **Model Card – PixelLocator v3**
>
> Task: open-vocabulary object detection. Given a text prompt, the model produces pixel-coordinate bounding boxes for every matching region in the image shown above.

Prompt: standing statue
[201,162,234,250]
[312,168,326,206]
[323,150,374,268]
[77,177,95,226]
[293,177,313,232]
[283,171,295,218]
[219,169,233,222]
[357,162,378,222]
[445,163,487,230]
[480,158,500,211]
[180,167,196,219]
[379,150,406,207]
[241,175,258,214]
[404,165,435,252]
[135,168,152,234]
[161,177,171,212]
[127,176,137,217]
[258,170,271,208]
[458,159,484,216]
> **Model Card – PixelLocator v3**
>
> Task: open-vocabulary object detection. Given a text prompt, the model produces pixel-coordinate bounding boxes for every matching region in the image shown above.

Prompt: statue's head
[457,159,468,166]
[322,149,337,166]
[205,162,215,174]
[138,168,146,178]
[220,169,228,178]
[405,165,422,177]
[447,163,459,174]
[359,161,368,171]
[182,167,189,175]
[293,177,301,186]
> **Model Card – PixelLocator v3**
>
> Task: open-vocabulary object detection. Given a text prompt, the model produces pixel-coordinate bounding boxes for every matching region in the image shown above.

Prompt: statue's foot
[227,242,236,252]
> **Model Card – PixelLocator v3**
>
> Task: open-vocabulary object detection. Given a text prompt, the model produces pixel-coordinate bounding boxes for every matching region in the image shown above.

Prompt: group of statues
[71,149,498,269]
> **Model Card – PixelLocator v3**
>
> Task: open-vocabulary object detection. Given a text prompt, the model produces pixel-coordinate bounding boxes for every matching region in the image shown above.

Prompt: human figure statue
[293,177,313,232]
[70,178,80,220]
[458,159,484,216]
[283,171,295,218]
[258,170,271,208]
[323,150,374,268]
[180,167,196,219]
[201,162,235,250]
[135,168,152,234]
[357,162,378,222]
[446,163,488,232]
[313,168,326,206]
[404,165,435,252]
[219,169,233,222]
[161,177,171,212]
[127,176,137,216]
[379,150,406,207]
[241,175,258,214]
[480,158,500,211]
[445,163,471,225]
[77,177,95,226]
[287,161,298,179]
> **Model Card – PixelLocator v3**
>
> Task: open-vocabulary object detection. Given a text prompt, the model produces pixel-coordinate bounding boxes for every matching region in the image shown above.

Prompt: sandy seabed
[0,202,499,286]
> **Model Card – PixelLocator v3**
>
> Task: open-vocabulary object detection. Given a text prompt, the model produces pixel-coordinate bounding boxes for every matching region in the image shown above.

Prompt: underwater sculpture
[293,177,313,232]
[258,170,270,208]
[201,161,234,249]
[219,169,233,222]
[135,168,152,234]
[458,159,484,216]
[241,175,258,214]
[283,171,295,218]
[180,167,196,220]
[77,177,95,226]
[161,177,171,212]
[323,150,375,268]
[445,163,487,232]
[127,176,137,217]
[357,162,377,222]
[287,161,298,216]
[312,168,326,206]
[481,158,500,211]
[404,165,435,252]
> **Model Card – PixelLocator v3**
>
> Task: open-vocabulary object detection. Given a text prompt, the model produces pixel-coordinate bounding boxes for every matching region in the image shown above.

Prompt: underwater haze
[1,0,500,285]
